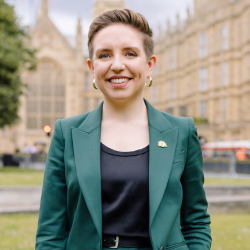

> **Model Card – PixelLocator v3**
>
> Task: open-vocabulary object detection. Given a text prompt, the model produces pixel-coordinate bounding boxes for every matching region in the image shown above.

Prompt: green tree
[0,0,37,128]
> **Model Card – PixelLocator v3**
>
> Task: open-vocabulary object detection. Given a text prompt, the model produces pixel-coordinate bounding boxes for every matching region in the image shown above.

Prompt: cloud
[50,12,79,36]
[10,0,194,36]
[127,0,194,32]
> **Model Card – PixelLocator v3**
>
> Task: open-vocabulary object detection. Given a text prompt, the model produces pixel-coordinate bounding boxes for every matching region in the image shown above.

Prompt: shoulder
[54,112,91,135]
[160,111,193,131]
[159,111,198,148]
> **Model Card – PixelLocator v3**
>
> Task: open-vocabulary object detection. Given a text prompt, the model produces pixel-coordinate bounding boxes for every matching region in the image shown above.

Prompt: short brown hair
[88,9,154,60]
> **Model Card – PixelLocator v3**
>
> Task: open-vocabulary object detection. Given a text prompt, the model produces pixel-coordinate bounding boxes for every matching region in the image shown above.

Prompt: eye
[99,54,110,59]
[125,51,137,57]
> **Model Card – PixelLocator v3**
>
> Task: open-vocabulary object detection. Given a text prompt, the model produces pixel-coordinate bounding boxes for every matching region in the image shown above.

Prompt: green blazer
[36,99,211,250]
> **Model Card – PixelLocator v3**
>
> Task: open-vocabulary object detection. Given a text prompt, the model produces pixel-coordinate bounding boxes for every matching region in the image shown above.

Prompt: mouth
[108,78,132,84]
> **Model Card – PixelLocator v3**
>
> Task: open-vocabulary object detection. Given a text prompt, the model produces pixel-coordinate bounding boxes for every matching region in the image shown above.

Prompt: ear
[87,59,94,75]
[147,55,157,77]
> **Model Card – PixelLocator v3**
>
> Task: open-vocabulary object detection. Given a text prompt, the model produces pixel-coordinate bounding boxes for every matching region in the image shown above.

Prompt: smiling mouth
[108,78,132,84]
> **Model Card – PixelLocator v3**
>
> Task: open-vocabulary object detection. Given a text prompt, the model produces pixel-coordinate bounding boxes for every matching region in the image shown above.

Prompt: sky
[6,0,194,37]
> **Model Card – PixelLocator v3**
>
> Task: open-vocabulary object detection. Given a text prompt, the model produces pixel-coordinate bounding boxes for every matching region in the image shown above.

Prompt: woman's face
[87,23,156,102]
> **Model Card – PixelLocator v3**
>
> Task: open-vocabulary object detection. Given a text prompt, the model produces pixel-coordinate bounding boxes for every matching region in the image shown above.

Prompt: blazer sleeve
[180,117,212,250]
[36,119,69,249]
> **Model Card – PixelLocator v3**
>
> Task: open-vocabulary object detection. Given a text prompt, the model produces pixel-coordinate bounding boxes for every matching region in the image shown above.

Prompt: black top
[100,142,150,238]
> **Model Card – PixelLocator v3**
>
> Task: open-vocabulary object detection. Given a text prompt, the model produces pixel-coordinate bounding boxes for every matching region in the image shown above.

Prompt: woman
[36,9,212,250]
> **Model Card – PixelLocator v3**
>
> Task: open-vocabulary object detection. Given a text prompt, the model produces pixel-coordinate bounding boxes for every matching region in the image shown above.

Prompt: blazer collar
[77,98,173,134]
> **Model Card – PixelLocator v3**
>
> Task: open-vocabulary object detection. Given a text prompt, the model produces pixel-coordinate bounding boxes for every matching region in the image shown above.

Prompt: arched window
[26,59,65,130]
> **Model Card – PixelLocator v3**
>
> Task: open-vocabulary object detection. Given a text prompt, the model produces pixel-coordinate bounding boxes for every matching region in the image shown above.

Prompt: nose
[111,55,125,73]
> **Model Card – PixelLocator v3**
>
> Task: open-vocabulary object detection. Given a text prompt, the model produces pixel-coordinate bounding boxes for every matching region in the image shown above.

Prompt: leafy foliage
[193,117,209,124]
[0,0,37,128]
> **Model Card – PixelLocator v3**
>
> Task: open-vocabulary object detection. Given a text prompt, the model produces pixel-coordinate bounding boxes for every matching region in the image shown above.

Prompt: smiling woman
[35,8,212,250]
[87,22,156,105]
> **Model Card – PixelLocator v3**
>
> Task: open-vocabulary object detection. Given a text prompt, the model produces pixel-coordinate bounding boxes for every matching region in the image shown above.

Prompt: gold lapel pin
[158,141,167,148]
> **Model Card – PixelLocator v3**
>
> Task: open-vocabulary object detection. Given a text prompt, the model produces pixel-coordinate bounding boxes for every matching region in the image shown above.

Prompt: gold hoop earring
[93,78,98,89]
[145,77,153,87]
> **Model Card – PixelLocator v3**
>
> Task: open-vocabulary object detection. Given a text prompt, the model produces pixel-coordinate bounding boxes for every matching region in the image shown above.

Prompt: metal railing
[202,150,250,177]
[0,153,47,170]
[1,150,250,177]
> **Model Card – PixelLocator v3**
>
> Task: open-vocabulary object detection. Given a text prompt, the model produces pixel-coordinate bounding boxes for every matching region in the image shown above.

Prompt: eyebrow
[95,46,141,55]
[123,46,141,52]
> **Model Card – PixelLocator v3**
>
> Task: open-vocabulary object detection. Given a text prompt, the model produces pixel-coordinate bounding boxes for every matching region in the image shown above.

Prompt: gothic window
[28,85,37,96]
[167,107,174,115]
[247,93,250,119]
[55,101,65,113]
[27,101,37,113]
[199,68,207,91]
[95,97,100,108]
[166,108,174,115]
[199,31,207,57]
[185,42,190,64]
[222,22,228,50]
[221,98,227,120]
[179,106,187,117]
[85,98,90,112]
[152,85,158,103]
[41,84,51,96]
[41,117,51,128]
[170,80,176,99]
[27,117,37,129]
[55,85,65,97]
[199,101,207,118]
[55,73,65,97]
[186,74,191,95]
[222,62,228,86]
[41,101,50,113]
[26,59,65,130]
[170,48,176,70]
[85,74,90,90]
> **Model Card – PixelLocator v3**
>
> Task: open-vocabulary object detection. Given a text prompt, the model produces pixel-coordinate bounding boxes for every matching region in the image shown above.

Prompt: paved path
[0,204,39,213]
[0,187,42,214]
[207,195,250,202]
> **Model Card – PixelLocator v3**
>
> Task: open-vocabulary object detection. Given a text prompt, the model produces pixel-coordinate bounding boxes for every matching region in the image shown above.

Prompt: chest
[100,123,149,151]
[100,143,149,183]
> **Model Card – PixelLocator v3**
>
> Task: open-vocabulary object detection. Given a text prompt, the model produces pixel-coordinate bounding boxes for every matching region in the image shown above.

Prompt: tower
[76,18,83,58]
[38,0,49,20]
[92,0,126,19]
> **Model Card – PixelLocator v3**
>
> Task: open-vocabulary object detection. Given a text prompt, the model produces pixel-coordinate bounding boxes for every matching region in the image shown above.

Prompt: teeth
[110,78,129,84]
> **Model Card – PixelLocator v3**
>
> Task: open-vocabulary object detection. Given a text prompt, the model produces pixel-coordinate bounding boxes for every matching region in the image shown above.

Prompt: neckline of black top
[100,142,149,157]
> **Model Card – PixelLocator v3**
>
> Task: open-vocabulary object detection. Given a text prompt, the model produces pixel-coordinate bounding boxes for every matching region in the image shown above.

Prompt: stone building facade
[1,0,250,153]
[145,0,250,143]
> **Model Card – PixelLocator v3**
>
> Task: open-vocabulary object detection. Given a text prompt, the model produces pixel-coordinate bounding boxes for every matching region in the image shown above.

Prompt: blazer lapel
[144,99,178,230]
[71,103,103,243]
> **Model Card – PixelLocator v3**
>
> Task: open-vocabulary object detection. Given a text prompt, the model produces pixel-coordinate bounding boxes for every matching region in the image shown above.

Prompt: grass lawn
[1,167,250,186]
[204,177,250,186]
[211,214,250,250]
[0,213,249,250]
[0,167,44,186]
[0,213,38,250]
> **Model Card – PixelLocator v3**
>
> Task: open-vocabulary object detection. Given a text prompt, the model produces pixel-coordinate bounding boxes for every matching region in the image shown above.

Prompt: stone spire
[76,18,83,55]
[158,24,162,41]
[38,0,49,19]
[176,13,180,32]
[167,19,170,34]
[77,18,82,36]
[187,7,190,19]
[92,0,126,19]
